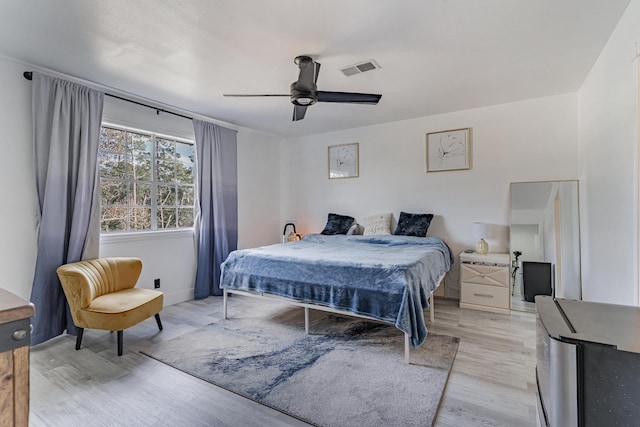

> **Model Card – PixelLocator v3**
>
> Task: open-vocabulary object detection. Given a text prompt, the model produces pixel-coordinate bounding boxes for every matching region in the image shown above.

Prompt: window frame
[98,122,196,234]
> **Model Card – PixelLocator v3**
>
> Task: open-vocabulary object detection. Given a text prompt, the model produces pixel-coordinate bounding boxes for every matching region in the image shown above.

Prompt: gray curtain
[30,72,104,345]
[193,119,238,298]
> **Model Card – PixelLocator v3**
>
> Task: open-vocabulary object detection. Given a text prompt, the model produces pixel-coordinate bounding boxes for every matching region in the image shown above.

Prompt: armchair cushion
[84,288,163,331]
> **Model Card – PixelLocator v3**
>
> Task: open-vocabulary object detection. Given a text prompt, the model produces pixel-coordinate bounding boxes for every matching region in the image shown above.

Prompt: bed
[220,233,453,362]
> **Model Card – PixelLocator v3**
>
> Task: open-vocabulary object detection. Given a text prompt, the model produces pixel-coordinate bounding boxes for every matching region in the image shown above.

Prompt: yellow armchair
[56,257,163,356]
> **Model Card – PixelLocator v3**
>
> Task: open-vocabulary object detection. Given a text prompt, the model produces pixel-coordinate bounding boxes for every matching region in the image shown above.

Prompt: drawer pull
[480,274,486,278]
[473,293,494,298]
[12,329,28,341]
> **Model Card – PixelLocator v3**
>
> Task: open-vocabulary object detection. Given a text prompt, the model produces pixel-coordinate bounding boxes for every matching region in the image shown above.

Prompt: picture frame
[328,142,359,179]
[425,128,471,172]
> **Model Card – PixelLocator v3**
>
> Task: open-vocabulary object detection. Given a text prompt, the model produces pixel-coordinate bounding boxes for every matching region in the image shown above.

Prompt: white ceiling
[0,0,631,137]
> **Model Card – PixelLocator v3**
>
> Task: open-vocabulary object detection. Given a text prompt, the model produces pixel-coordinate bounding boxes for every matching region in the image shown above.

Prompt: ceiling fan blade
[292,105,308,121]
[317,91,382,104]
[296,57,316,92]
[224,94,289,97]
[314,62,321,84]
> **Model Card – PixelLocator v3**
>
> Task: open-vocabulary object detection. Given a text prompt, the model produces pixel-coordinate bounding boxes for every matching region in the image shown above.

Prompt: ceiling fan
[224,56,382,121]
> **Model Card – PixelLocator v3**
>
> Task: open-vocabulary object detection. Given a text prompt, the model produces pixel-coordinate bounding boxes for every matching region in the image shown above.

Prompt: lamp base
[475,238,489,254]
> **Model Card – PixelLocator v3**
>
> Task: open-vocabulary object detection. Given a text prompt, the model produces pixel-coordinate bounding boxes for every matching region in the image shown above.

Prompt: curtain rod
[23,71,193,121]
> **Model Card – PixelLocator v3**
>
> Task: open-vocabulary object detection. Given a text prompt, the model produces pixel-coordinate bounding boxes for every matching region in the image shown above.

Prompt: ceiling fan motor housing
[290,82,317,106]
[291,56,318,106]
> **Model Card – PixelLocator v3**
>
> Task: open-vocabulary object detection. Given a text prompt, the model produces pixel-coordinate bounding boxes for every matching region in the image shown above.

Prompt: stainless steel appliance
[536,296,640,426]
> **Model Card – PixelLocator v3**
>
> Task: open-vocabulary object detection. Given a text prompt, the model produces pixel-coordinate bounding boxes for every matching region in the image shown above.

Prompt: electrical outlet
[154,278,160,289]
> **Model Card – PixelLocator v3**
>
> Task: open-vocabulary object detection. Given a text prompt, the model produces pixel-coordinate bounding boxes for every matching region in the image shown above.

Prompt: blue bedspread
[220,234,453,348]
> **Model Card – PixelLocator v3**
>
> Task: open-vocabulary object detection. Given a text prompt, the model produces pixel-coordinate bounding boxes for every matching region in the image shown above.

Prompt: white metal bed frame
[222,273,445,364]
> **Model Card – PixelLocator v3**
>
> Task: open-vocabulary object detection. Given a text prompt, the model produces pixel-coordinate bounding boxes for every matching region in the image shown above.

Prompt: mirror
[510,180,581,312]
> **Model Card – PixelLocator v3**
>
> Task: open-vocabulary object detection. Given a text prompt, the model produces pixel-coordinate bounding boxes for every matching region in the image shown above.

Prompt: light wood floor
[29,297,538,426]
[511,297,537,313]
[511,278,537,313]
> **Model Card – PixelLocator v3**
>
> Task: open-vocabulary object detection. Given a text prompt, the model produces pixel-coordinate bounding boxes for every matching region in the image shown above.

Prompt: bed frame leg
[404,333,410,364]
[304,307,310,334]
[430,293,435,323]
[223,290,228,320]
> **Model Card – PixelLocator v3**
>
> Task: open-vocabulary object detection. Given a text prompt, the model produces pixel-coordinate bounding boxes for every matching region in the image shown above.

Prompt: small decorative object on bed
[426,127,470,172]
[328,142,359,179]
[394,211,434,237]
[220,233,453,363]
[282,222,302,243]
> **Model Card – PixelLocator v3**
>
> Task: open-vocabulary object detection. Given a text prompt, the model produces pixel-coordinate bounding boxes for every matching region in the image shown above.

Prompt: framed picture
[328,142,359,179]
[426,128,471,172]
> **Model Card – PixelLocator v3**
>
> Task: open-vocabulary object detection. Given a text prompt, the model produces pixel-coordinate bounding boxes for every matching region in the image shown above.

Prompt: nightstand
[459,252,510,314]
[0,289,34,426]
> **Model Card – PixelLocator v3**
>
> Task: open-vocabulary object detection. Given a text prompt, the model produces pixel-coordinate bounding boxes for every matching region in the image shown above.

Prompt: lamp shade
[472,222,493,239]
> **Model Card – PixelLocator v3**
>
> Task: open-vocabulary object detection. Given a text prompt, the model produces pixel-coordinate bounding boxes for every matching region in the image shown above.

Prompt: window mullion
[151,134,158,231]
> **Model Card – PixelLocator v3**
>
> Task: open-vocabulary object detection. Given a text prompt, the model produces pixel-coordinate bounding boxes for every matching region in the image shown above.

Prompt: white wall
[0,57,38,300]
[578,0,640,305]
[511,224,542,262]
[558,183,581,299]
[542,191,556,267]
[281,93,579,298]
[237,129,282,248]
[100,230,196,305]
[0,56,281,305]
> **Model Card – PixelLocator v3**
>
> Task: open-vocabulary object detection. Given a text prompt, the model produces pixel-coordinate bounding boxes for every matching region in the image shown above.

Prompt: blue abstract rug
[142,298,459,426]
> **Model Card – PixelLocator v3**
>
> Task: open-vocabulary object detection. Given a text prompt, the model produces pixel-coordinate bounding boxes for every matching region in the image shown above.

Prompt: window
[98,125,195,232]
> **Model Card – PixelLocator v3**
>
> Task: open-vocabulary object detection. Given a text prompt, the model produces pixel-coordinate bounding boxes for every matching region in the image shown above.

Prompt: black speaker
[522,261,552,303]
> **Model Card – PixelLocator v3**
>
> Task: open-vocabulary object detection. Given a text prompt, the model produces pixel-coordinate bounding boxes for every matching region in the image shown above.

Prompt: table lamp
[472,222,492,254]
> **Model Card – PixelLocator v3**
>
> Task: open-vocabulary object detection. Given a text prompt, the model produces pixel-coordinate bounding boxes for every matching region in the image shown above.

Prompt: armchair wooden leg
[155,313,163,331]
[75,328,84,350]
[117,330,123,356]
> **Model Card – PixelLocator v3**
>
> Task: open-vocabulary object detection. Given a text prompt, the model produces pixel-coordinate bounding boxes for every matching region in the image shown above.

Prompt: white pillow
[363,213,392,235]
[346,223,360,235]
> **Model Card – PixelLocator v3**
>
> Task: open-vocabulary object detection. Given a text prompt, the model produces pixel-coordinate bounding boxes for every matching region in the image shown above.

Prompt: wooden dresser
[0,289,34,427]
[459,252,510,314]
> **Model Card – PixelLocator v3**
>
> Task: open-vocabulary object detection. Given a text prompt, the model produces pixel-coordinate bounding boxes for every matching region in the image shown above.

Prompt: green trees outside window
[99,126,195,232]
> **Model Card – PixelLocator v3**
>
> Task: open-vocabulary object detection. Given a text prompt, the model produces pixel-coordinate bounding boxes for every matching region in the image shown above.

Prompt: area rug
[141,299,459,426]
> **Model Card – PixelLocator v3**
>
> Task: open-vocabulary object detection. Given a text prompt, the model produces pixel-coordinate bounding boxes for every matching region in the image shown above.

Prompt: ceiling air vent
[340,60,380,77]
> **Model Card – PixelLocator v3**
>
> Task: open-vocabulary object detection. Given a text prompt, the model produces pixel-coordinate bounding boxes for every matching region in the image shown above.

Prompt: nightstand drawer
[461,263,509,287]
[461,282,509,309]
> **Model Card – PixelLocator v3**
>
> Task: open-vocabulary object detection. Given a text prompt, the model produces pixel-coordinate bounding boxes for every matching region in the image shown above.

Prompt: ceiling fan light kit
[290,82,317,106]
[224,55,382,122]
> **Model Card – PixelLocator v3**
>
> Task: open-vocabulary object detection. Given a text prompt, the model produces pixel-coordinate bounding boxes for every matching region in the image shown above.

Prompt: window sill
[100,228,195,244]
